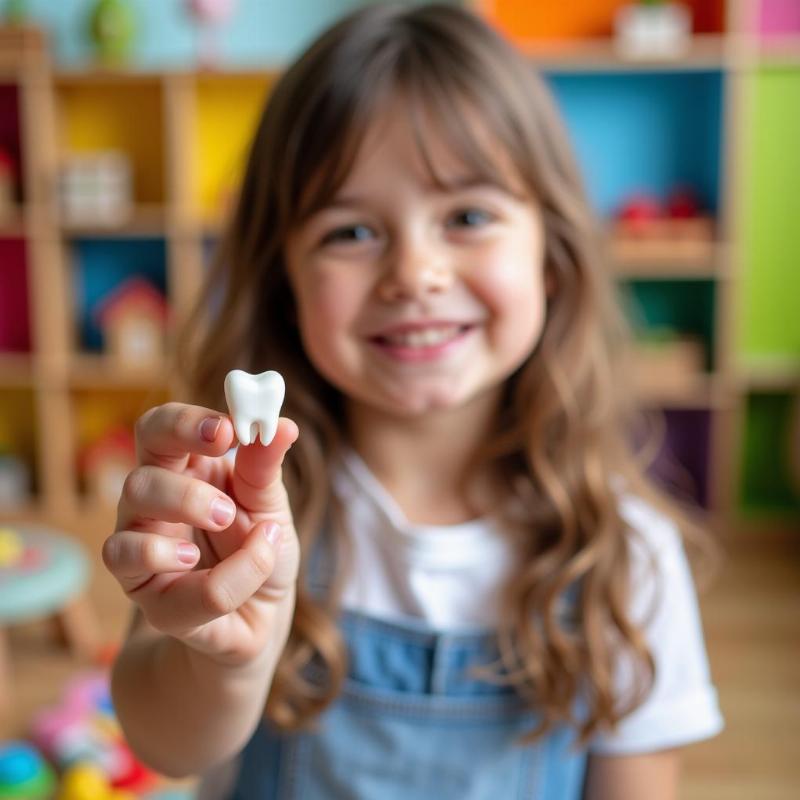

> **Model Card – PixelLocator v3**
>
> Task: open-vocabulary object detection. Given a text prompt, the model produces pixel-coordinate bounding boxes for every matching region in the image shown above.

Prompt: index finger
[136,402,236,472]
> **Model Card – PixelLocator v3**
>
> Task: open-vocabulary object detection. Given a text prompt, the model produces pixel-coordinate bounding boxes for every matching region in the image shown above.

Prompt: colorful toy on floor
[0,741,56,799]
[0,528,23,568]
[58,762,136,800]
[30,671,154,794]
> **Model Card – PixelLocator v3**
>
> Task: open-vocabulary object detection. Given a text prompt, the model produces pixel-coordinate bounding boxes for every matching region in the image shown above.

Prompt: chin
[385,387,471,417]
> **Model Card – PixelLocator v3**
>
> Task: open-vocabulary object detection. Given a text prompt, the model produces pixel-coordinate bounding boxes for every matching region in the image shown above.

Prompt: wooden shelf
[59,204,167,237]
[0,207,27,237]
[70,353,170,389]
[638,372,729,409]
[1,11,796,531]
[612,242,728,280]
[757,34,800,66]
[0,353,34,387]
[526,34,728,73]
[737,358,800,391]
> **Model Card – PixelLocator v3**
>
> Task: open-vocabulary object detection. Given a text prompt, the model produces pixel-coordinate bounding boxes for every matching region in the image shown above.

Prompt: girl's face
[285,102,548,419]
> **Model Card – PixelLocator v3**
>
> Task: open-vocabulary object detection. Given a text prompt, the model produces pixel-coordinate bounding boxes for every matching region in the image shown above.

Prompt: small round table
[0,524,99,714]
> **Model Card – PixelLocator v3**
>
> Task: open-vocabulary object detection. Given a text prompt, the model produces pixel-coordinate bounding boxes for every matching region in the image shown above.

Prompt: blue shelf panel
[544,70,724,220]
[71,237,167,351]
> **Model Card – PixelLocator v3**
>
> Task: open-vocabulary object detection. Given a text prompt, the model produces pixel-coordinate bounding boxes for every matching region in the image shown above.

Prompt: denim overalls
[226,530,588,799]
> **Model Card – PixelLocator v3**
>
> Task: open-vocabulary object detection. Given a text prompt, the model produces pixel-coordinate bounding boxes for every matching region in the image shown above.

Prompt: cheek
[475,243,547,346]
[295,271,365,362]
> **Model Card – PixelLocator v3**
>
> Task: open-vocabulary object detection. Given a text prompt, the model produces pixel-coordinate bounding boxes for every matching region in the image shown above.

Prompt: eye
[447,208,495,229]
[321,223,375,245]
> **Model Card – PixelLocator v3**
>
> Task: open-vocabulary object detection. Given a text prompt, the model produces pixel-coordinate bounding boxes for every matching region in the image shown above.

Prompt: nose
[376,235,454,303]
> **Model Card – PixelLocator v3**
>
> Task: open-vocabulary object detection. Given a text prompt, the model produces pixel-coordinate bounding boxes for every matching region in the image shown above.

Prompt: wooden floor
[1,522,798,799]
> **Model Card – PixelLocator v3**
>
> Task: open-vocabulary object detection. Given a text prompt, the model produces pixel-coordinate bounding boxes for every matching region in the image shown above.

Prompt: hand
[102,402,301,667]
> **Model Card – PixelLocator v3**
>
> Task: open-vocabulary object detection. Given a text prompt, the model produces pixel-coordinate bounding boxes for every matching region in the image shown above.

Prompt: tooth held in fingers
[224,369,285,446]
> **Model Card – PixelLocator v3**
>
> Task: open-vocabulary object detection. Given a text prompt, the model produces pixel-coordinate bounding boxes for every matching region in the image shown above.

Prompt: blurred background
[0,1,797,798]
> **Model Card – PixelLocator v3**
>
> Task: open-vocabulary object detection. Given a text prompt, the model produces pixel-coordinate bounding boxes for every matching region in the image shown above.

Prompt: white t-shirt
[331,446,724,754]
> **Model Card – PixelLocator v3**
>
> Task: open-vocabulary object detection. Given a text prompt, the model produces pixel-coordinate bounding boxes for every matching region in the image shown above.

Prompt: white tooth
[223,369,285,446]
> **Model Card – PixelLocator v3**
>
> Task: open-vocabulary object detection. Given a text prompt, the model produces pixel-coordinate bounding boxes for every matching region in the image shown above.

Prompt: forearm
[111,599,294,778]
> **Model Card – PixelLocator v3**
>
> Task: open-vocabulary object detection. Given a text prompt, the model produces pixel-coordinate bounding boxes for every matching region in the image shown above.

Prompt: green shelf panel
[740,69,800,359]
[739,392,800,516]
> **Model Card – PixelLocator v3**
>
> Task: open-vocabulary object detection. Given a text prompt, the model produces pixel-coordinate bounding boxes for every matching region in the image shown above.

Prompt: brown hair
[174,3,714,745]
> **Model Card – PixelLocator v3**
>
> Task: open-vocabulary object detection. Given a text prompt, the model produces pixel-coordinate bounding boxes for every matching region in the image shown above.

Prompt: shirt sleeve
[588,496,724,755]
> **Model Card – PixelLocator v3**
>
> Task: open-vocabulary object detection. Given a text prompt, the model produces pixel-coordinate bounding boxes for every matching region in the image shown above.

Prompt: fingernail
[264,522,282,546]
[211,497,236,526]
[177,542,200,564]
[200,417,222,442]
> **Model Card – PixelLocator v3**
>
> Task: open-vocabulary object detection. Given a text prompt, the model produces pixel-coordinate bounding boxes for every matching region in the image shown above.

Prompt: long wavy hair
[173,3,713,745]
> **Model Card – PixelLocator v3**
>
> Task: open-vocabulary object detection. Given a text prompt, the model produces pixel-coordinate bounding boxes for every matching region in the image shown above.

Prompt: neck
[344,388,503,521]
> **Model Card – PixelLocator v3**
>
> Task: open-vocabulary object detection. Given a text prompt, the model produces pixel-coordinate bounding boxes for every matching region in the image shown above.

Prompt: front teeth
[384,325,462,348]
[223,369,285,446]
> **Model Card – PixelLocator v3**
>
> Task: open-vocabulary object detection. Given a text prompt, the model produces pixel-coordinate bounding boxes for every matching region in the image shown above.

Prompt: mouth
[367,324,477,362]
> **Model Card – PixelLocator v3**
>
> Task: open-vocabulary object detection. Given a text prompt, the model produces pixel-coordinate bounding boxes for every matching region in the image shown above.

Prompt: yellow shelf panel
[57,77,166,204]
[194,74,273,219]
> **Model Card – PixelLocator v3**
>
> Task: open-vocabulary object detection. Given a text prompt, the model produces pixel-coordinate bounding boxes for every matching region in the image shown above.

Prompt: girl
[103,4,723,798]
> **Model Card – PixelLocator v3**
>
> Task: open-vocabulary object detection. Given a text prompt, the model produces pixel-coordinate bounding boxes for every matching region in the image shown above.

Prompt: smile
[368,324,476,363]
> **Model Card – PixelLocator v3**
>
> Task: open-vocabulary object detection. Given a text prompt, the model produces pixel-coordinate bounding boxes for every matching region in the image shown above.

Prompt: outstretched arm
[583,749,681,800]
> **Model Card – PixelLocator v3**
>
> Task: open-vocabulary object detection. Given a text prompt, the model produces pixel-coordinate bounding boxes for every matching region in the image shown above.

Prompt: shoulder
[587,493,725,754]
[616,493,689,596]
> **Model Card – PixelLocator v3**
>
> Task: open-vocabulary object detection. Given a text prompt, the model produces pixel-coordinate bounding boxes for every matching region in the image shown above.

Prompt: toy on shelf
[93,277,170,367]
[30,671,155,795]
[610,185,714,265]
[77,426,136,508]
[58,151,133,228]
[0,741,57,799]
[614,0,692,60]
[87,0,135,66]
[0,147,15,222]
[0,451,31,509]
[185,0,237,68]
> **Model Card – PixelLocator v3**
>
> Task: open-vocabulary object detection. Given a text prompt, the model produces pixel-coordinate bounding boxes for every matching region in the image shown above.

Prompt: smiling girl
[103,5,723,798]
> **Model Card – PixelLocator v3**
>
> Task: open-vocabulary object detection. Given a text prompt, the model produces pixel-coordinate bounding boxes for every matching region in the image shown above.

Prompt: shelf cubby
[0,82,22,206]
[757,0,800,37]
[0,236,30,355]
[68,236,168,354]
[71,387,168,503]
[739,391,800,516]
[647,408,713,508]
[477,0,727,41]
[192,73,273,222]
[621,278,717,368]
[0,387,38,511]
[739,67,800,360]
[544,70,724,224]
[55,73,167,209]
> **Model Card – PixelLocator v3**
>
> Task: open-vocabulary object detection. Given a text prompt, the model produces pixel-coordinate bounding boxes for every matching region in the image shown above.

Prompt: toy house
[77,426,136,507]
[93,276,169,367]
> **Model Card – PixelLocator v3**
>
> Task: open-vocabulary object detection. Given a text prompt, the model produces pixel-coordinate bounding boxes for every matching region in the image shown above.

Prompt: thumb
[230,417,299,515]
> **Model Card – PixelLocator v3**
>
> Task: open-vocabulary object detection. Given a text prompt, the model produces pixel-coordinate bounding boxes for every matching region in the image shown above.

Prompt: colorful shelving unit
[0,0,798,538]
